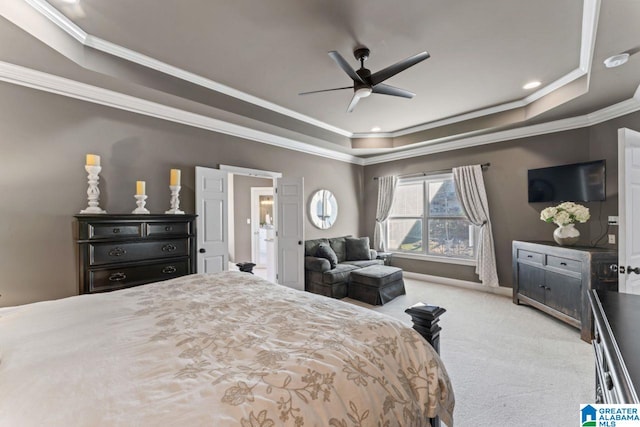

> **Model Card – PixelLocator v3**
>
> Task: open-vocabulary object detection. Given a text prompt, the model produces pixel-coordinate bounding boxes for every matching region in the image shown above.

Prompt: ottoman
[349,265,405,305]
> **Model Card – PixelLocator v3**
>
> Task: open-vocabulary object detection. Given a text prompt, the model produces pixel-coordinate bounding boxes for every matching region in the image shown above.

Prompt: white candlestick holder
[80,165,107,214]
[132,194,150,214]
[165,185,185,214]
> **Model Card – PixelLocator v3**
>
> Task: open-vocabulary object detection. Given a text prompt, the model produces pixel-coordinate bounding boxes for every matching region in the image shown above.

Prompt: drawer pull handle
[112,228,121,234]
[109,272,127,282]
[527,255,533,258]
[108,247,127,257]
[538,284,545,288]
[560,262,567,266]
[162,266,177,274]
[165,226,173,232]
[162,244,177,252]
[604,372,614,390]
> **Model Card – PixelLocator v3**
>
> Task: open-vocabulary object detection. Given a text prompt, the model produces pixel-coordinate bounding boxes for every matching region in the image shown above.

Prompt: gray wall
[362,111,640,287]
[232,175,272,263]
[0,82,363,307]
[1,78,637,305]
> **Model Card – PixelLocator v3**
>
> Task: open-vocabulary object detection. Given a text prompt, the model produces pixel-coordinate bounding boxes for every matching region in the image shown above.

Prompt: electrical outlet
[246,218,251,224]
[608,234,616,244]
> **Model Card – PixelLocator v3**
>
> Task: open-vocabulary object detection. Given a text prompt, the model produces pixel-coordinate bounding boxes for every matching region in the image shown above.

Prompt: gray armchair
[304,236,381,298]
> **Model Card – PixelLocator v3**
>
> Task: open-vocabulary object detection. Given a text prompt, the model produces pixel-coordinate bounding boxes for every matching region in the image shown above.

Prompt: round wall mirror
[309,189,338,229]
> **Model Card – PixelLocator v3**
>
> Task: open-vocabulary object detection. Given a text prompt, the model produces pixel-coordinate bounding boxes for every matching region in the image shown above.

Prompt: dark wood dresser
[512,241,618,342]
[589,290,640,404]
[75,214,197,294]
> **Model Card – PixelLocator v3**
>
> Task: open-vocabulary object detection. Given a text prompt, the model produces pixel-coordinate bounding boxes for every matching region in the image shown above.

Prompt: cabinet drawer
[90,239,189,266]
[547,255,582,273]
[88,222,143,239]
[88,260,190,293]
[147,222,190,236]
[517,249,543,264]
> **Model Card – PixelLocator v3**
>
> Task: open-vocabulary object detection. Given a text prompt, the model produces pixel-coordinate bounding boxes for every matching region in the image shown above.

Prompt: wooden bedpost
[405,302,446,427]
[405,302,446,354]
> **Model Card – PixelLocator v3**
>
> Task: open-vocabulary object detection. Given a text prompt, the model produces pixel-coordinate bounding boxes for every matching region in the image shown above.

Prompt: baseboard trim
[403,271,513,298]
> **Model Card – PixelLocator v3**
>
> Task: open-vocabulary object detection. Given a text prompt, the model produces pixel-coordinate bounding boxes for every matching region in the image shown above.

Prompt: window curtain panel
[452,165,499,287]
[374,175,398,251]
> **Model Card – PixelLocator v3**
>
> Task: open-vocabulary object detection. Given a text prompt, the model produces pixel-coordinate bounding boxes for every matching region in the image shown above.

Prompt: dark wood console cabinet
[589,290,639,404]
[75,214,197,294]
[512,241,617,342]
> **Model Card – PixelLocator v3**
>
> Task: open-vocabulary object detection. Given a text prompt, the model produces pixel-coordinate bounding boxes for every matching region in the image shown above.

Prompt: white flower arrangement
[540,202,590,226]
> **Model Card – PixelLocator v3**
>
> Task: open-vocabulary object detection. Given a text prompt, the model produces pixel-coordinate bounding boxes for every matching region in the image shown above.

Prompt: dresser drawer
[88,260,190,293]
[547,255,582,273]
[87,222,144,239]
[517,249,543,264]
[147,222,190,236]
[90,239,189,266]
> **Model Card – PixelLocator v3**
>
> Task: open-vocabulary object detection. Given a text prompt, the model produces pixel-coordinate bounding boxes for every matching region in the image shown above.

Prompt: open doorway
[221,165,281,282]
[251,187,275,280]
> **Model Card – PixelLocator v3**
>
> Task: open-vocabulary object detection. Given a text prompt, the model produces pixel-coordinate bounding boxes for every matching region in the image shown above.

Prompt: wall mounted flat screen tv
[528,160,606,203]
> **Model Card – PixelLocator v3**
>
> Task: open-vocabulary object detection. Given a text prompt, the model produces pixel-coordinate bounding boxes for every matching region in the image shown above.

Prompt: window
[386,174,477,261]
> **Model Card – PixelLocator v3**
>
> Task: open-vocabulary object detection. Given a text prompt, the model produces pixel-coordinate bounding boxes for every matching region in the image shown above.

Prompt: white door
[618,128,640,294]
[195,167,228,273]
[276,177,304,290]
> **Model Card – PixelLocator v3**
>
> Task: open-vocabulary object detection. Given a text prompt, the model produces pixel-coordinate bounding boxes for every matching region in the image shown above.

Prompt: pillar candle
[170,169,181,186]
[136,181,146,195]
[86,154,100,166]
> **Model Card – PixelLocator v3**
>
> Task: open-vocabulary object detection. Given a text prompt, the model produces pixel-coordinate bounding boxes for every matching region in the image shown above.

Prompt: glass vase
[553,223,580,246]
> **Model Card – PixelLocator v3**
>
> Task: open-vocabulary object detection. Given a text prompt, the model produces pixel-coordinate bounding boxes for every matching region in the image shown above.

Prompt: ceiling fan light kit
[355,87,372,98]
[299,46,430,112]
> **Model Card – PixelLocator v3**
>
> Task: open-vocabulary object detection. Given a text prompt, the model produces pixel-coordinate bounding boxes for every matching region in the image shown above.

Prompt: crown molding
[23,0,87,43]
[361,94,640,165]
[24,0,353,138]
[0,61,364,165]
[27,0,598,142]
[1,59,638,169]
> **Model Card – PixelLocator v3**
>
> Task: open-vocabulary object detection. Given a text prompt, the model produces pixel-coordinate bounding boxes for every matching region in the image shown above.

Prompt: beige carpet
[344,277,593,427]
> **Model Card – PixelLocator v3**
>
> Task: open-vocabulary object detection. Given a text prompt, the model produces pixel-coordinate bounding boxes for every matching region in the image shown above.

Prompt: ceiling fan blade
[372,83,415,99]
[299,86,352,95]
[328,51,364,84]
[346,93,361,113]
[370,51,430,86]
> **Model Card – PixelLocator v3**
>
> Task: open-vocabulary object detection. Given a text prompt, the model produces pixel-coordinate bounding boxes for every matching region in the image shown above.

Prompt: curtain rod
[373,162,490,180]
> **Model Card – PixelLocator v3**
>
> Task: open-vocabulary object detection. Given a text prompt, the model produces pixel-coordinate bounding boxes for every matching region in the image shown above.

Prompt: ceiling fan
[299,46,430,113]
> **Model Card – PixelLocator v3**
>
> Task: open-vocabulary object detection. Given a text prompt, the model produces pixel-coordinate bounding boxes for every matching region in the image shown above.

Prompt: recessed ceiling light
[523,81,541,90]
[371,126,382,132]
[603,53,629,68]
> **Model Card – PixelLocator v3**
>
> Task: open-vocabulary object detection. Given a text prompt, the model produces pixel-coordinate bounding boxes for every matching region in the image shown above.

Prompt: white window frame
[385,173,477,266]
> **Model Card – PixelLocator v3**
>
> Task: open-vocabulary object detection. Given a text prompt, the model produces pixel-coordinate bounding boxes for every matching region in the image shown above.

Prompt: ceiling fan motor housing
[356,68,372,85]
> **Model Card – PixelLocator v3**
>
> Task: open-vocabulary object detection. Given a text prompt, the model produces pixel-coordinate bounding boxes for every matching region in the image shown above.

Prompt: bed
[0,272,454,426]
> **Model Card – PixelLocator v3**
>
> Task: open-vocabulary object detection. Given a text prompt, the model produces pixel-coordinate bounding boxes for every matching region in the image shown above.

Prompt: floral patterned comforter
[0,272,454,426]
